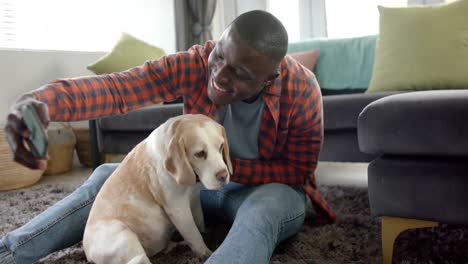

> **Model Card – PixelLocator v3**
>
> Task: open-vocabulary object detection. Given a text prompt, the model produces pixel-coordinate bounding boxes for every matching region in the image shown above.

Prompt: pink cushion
[289,49,320,72]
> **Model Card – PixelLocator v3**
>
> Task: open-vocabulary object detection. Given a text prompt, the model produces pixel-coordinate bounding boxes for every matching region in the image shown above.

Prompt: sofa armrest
[358,90,468,156]
[90,103,183,169]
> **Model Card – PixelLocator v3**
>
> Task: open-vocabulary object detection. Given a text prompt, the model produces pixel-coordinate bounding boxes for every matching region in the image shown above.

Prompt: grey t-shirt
[216,97,265,160]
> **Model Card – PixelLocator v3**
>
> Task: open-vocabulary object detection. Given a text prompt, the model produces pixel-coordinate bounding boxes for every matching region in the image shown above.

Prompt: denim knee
[86,163,119,187]
[234,183,306,242]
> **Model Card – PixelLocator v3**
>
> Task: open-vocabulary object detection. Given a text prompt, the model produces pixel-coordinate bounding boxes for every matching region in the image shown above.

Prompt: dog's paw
[127,254,152,264]
[198,225,208,234]
[194,247,212,260]
[196,249,212,261]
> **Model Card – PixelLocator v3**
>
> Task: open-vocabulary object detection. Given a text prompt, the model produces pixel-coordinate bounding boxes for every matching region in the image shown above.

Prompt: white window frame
[0,0,176,53]
[215,0,446,41]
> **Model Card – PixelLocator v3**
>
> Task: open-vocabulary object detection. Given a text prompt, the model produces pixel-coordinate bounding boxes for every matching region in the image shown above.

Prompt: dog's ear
[221,127,233,175]
[164,123,196,185]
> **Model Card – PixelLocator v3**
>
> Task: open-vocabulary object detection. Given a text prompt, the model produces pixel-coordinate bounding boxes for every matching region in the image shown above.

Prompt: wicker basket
[0,130,44,191]
[44,123,76,175]
[73,127,93,168]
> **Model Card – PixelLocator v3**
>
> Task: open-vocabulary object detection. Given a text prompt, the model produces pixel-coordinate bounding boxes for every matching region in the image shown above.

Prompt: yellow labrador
[83,114,232,264]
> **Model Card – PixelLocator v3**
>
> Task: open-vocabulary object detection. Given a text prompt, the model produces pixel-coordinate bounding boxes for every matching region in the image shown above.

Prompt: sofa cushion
[323,91,400,130]
[288,49,319,72]
[319,130,377,162]
[368,0,468,93]
[87,32,166,74]
[358,90,468,156]
[98,132,150,154]
[98,103,183,131]
[288,35,377,91]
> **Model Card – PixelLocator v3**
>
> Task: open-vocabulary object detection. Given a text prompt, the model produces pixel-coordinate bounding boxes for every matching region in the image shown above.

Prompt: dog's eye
[194,151,207,159]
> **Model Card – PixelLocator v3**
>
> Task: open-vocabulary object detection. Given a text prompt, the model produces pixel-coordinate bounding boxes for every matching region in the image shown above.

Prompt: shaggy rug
[1,183,467,264]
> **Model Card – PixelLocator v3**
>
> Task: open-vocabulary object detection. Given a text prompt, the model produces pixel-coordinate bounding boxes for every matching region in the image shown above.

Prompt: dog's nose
[216,170,228,182]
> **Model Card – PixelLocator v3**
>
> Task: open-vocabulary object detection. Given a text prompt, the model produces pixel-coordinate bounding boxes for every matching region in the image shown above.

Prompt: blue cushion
[287,35,377,90]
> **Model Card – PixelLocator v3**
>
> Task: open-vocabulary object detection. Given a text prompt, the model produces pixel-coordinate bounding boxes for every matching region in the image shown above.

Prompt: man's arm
[5,43,212,170]
[32,49,206,122]
[232,79,323,186]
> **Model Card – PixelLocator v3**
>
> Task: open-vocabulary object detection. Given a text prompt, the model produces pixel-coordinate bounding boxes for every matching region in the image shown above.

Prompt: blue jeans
[0,164,308,264]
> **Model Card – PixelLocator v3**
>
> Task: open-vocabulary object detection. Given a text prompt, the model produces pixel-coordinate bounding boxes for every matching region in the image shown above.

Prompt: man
[1,10,335,264]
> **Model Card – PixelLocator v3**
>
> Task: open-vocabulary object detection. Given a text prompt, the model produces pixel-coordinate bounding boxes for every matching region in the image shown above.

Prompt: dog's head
[163,114,232,189]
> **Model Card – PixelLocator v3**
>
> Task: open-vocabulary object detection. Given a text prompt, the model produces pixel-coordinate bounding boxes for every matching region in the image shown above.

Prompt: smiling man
[1,10,335,264]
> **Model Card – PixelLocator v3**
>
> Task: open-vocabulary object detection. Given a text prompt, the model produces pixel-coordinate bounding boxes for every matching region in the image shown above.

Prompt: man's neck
[242,88,264,103]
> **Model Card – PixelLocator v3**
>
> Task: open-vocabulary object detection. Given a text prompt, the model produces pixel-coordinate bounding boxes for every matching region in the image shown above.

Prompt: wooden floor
[37,158,368,188]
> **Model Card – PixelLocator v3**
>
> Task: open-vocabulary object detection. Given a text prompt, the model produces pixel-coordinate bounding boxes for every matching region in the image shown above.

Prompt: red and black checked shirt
[32,41,336,224]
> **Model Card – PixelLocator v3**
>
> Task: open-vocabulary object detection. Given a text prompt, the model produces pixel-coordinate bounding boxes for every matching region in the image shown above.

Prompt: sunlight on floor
[35,159,368,189]
[316,161,368,187]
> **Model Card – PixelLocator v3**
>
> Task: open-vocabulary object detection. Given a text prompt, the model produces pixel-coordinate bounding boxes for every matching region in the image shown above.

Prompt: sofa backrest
[288,35,377,94]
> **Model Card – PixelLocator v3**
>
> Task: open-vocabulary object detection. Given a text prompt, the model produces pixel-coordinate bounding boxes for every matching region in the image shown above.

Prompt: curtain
[188,0,217,44]
[175,0,217,51]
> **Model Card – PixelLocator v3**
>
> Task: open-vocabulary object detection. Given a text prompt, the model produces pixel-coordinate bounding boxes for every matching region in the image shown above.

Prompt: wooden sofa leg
[103,153,122,163]
[381,216,438,264]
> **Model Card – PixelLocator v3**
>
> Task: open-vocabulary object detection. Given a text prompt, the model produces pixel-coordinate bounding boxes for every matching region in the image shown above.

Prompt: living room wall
[0,49,104,127]
[0,0,175,126]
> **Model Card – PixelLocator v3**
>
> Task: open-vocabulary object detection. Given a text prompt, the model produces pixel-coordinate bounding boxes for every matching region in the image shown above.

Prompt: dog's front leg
[165,196,212,258]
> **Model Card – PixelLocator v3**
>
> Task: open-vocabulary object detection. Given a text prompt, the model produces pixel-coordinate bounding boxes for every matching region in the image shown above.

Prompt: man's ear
[265,68,280,86]
[271,68,280,79]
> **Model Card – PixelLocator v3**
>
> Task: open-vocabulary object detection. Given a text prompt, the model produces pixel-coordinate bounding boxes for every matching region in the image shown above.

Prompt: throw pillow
[367,0,468,93]
[287,35,377,91]
[87,32,166,74]
[289,49,320,72]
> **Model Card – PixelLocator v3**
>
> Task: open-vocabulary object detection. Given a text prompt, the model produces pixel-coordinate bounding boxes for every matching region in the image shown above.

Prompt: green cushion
[287,35,377,90]
[87,32,166,74]
[368,0,468,93]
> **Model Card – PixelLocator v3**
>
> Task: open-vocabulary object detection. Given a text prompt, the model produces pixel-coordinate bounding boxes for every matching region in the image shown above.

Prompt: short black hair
[231,10,288,65]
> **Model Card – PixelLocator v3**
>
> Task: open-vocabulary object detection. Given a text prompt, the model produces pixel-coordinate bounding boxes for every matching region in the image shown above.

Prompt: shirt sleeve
[232,77,323,187]
[32,45,208,121]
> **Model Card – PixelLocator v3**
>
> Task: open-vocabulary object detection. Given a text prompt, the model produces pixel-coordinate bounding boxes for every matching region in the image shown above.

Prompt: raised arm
[4,43,211,169]
[32,45,208,121]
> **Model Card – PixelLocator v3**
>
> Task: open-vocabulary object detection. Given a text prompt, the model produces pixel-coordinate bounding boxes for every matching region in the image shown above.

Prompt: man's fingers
[13,141,40,170]
[37,159,48,170]
[4,96,50,170]
[7,126,41,170]
[4,125,20,154]
[6,113,28,135]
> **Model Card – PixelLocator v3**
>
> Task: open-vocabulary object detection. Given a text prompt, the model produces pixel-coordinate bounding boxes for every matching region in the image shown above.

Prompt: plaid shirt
[33,41,336,224]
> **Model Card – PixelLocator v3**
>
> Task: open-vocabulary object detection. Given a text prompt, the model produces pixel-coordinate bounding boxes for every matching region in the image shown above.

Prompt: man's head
[207,10,288,105]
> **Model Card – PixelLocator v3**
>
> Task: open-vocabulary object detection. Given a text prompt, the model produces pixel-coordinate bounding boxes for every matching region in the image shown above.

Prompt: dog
[83,114,232,264]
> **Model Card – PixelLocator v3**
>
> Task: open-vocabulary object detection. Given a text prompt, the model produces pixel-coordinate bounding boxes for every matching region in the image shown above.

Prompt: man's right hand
[4,94,50,170]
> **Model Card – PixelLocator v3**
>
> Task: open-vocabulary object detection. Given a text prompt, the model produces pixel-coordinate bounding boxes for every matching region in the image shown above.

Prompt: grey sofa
[90,90,401,168]
[358,89,468,264]
[90,36,396,168]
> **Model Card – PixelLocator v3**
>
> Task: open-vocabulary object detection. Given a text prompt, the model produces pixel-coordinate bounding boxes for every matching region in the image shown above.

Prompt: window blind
[0,0,175,53]
[0,0,16,48]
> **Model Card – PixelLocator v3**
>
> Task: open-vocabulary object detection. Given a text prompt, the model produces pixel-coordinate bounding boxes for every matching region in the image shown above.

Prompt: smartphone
[20,104,48,158]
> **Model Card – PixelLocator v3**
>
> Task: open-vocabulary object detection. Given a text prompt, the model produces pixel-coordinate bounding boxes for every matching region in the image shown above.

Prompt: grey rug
[1,183,467,264]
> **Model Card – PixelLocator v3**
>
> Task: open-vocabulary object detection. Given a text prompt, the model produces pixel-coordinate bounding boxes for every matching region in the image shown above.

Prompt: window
[0,0,15,47]
[325,0,407,39]
[266,0,301,42]
[0,0,175,53]
[208,0,448,43]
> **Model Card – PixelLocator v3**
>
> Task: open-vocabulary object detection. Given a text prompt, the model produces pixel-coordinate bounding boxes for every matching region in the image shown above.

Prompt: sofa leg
[381,216,438,264]
[103,153,123,163]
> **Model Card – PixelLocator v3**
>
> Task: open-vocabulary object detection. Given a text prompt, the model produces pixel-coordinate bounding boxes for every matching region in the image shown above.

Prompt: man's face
[207,28,278,105]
